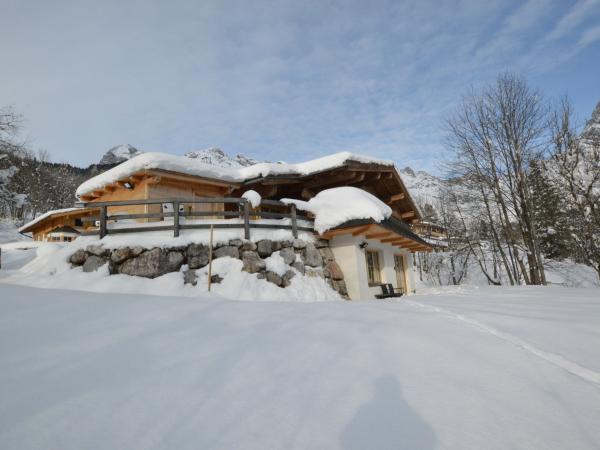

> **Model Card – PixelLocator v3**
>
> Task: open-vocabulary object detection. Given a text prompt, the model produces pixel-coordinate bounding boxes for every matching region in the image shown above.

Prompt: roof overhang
[19,208,97,234]
[321,217,434,252]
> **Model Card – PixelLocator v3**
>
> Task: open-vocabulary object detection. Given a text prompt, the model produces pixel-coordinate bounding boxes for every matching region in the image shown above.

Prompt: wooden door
[394,254,407,293]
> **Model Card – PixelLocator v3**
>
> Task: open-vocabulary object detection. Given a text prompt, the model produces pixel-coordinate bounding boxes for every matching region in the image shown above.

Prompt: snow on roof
[76,151,393,198]
[282,187,392,234]
[18,208,82,233]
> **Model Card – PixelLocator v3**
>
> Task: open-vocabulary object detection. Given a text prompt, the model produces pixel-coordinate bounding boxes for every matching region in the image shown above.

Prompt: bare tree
[445,73,548,285]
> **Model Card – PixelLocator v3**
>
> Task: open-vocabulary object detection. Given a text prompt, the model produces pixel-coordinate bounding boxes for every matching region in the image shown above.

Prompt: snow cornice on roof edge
[75,151,394,199]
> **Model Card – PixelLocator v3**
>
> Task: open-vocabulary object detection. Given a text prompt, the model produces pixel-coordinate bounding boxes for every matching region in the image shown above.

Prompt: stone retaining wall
[69,238,349,298]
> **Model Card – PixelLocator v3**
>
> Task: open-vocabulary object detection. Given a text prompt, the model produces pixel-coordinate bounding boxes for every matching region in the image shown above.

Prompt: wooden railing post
[243,200,250,240]
[99,205,107,238]
[173,201,180,237]
[290,203,298,238]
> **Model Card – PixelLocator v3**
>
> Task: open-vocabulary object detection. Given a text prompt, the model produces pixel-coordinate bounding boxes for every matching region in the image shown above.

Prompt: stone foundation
[69,238,349,298]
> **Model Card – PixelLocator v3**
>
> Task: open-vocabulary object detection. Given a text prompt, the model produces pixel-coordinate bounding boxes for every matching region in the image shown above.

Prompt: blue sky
[1,0,599,173]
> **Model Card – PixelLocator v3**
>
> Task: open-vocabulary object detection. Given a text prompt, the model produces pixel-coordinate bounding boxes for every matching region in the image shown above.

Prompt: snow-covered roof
[76,151,393,198]
[18,208,82,233]
[282,187,393,234]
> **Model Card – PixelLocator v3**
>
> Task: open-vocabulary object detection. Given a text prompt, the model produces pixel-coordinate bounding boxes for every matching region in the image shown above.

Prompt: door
[394,254,407,293]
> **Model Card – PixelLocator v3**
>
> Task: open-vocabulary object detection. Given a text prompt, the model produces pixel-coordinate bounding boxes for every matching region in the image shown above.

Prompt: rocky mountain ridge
[98,144,143,165]
[97,146,259,169]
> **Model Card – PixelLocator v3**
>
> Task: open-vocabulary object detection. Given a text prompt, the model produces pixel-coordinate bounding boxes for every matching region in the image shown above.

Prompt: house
[19,152,432,299]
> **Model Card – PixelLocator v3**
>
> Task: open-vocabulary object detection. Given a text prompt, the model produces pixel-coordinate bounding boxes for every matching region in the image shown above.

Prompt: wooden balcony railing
[76,197,314,239]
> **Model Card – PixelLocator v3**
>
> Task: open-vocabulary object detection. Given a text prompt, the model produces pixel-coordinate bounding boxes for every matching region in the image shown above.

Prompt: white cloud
[546,0,600,41]
[0,0,597,174]
[577,24,600,48]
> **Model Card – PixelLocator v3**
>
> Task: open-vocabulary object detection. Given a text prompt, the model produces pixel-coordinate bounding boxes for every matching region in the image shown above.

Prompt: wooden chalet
[19,152,432,298]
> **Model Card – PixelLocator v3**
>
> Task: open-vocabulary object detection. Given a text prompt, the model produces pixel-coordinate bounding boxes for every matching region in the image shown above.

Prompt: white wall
[329,234,414,300]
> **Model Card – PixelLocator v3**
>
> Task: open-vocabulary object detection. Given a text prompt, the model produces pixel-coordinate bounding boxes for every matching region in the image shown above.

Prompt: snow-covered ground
[0,229,341,302]
[0,283,599,450]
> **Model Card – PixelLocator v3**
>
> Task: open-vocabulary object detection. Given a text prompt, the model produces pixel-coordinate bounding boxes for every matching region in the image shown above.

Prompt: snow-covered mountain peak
[581,101,600,144]
[399,166,443,204]
[400,166,415,177]
[184,147,259,168]
[99,144,142,165]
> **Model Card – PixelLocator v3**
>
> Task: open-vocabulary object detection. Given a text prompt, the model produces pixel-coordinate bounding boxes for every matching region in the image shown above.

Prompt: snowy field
[0,283,599,449]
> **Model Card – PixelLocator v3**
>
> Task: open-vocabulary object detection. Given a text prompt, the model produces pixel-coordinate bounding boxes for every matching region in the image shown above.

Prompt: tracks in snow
[406,300,600,387]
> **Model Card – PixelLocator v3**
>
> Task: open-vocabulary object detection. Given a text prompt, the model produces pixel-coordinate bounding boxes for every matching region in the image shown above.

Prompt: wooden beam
[401,211,415,219]
[146,169,238,189]
[322,225,370,239]
[365,231,392,239]
[304,172,360,189]
[351,225,373,236]
[253,184,278,198]
[261,178,302,185]
[386,240,414,246]
[394,242,424,249]
[146,176,162,185]
[346,166,393,173]
[345,173,366,184]
[388,193,405,203]
[381,236,413,243]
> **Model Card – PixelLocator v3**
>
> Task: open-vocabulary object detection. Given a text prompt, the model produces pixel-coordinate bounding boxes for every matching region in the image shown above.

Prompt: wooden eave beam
[391,239,414,245]
[321,225,371,239]
[257,184,278,198]
[388,193,405,203]
[261,178,302,185]
[381,236,413,243]
[401,211,415,219]
[129,174,144,183]
[346,165,394,173]
[394,242,426,249]
[146,169,238,189]
[304,171,361,189]
[351,225,374,236]
[365,231,392,239]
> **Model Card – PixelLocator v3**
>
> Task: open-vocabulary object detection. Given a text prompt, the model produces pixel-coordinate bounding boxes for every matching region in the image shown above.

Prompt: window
[365,250,382,286]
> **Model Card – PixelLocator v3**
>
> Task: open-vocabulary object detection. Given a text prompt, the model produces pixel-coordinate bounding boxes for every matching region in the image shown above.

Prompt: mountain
[398,166,443,204]
[97,145,259,169]
[184,147,260,168]
[98,144,143,165]
[580,100,600,146]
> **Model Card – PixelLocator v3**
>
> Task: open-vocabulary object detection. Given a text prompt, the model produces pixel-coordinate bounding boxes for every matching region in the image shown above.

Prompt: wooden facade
[26,209,98,242]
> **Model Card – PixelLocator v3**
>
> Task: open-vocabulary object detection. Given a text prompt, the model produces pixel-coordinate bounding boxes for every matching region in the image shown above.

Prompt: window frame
[365,249,382,286]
